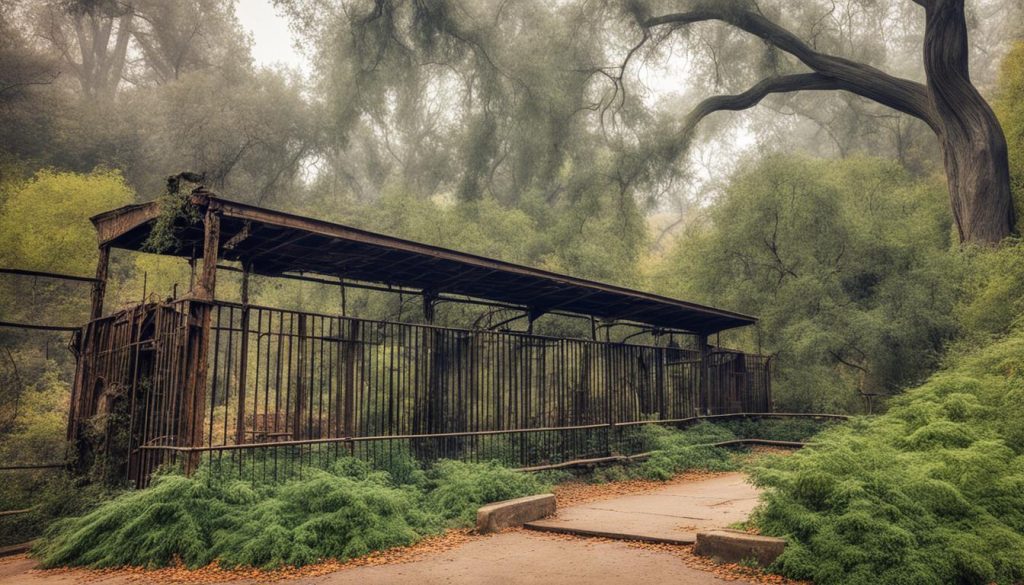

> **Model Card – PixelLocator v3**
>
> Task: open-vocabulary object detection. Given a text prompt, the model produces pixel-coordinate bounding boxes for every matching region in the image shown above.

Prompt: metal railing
[72,300,772,485]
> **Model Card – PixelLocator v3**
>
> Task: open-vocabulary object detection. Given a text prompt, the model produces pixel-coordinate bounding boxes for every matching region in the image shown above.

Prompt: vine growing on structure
[142,172,204,253]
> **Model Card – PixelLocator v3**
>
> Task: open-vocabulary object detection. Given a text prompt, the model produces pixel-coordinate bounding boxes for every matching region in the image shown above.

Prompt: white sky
[235,0,310,74]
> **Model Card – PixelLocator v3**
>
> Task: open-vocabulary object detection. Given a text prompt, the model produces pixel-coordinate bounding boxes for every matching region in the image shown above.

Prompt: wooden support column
[655,331,667,419]
[194,208,220,301]
[697,333,710,416]
[234,261,251,445]
[422,290,437,323]
[89,245,110,320]
[71,244,108,445]
[341,320,359,439]
[184,205,220,474]
[603,324,614,456]
[422,290,443,437]
[526,307,543,335]
[294,313,308,440]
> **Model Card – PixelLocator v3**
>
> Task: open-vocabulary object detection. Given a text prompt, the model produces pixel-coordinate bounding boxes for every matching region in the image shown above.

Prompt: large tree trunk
[936,122,1015,243]
[645,0,1017,245]
[924,0,1016,243]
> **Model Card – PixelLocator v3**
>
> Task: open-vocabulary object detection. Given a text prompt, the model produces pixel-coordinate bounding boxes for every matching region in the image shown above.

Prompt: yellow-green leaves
[0,168,133,275]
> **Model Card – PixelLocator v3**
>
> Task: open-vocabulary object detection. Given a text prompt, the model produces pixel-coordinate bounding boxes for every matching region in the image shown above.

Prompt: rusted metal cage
[69,192,772,486]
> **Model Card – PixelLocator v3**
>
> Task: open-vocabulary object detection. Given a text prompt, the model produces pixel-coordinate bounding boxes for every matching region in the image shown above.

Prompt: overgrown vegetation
[0,472,109,548]
[31,418,833,568]
[995,41,1024,224]
[35,456,547,569]
[590,418,834,483]
[657,156,960,414]
[716,417,842,443]
[750,245,1024,585]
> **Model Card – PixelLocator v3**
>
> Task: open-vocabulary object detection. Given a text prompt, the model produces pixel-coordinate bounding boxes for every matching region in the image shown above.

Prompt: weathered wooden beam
[0,267,98,284]
[697,334,710,416]
[92,202,161,245]
[234,261,250,445]
[90,245,110,320]
[342,320,359,440]
[194,207,220,300]
[223,221,254,251]
[185,207,220,474]
[294,313,308,440]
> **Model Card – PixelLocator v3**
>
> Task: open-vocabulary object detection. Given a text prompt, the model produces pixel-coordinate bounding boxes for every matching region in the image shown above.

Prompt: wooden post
[423,291,441,436]
[234,261,250,445]
[342,320,359,439]
[604,325,614,456]
[423,290,437,323]
[90,245,110,320]
[697,333,710,416]
[184,206,220,474]
[294,313,308,440]
[72,244,108,445]
[194,208,219,301]
[655,332,666,419]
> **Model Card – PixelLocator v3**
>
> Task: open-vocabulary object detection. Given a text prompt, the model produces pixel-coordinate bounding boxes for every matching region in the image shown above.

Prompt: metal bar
[141,423,614,452]
[74,295,787,484]
[0,463,66,471]
[90,246,110,320]
[0,321,80,332]
[235,263,250,444]
[0,267,98,283]
[516,439,812,473]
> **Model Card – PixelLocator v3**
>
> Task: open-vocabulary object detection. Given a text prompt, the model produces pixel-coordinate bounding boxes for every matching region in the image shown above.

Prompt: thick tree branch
[680,73,841,139]
[644,0,939,130]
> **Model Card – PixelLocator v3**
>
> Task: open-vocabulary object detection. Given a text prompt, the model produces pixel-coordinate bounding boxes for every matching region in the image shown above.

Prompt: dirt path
[0,533,759,585]
[0,471,789,585]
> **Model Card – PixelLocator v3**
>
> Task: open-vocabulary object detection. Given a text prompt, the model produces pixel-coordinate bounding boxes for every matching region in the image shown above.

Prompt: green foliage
[142,192,201,254]
[995,41,1024,227]
[35,457,547,569]
[0,361,85,547]
[749,328,1024,585]
[356,188,646,288]
[0,472,111,548]
[422,460,548,524]
[956,240,1024,340]
[657,156,960,413]
[0,168,133,274]
[716,417,841,443]
[632,422,738,480]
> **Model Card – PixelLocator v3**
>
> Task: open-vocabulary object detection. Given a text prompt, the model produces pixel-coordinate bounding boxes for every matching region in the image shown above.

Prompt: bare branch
[677,73,840,148]
[645,0,938,130]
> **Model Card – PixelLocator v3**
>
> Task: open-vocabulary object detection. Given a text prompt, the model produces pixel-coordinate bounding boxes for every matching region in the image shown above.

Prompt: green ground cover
[32,417,832,570]
[750,329,1024,585]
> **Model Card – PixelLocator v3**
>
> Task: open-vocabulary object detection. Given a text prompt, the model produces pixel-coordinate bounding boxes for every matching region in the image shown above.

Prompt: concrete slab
[477,493,556,533]
[695,529,786,566]
[524,472,760,544]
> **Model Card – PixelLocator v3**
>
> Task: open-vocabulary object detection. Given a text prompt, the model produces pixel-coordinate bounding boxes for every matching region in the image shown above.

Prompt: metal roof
[91,192,756,334]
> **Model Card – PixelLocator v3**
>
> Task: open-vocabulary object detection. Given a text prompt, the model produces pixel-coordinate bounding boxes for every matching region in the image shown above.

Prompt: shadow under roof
[91,192,756,334]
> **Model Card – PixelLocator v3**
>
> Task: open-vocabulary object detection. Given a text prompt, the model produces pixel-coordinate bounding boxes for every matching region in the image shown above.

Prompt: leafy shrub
[35,458,547,570]
[716,417,840,442]
[0,472,110,548]
[955,240,1024,341]
[631,422,738,480]
[657,155,960,414]
[749,328,1024,585]
[423,460,547,524]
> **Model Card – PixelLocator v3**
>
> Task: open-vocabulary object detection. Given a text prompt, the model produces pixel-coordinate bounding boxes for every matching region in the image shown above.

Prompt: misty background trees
[1,0,1023,426]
